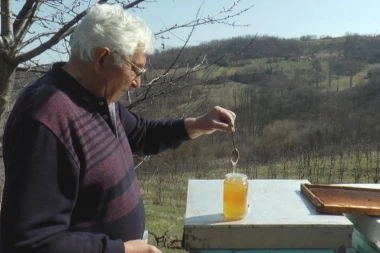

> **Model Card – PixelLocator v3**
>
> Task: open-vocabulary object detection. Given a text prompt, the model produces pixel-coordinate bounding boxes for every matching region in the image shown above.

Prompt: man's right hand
[124,239,162,253]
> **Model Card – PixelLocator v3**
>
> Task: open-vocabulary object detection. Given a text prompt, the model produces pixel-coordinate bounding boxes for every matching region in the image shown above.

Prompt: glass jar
[223,173,248,221]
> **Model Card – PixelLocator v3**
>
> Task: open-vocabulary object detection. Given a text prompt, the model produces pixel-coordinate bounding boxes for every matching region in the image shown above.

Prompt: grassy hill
[8,34,380,252]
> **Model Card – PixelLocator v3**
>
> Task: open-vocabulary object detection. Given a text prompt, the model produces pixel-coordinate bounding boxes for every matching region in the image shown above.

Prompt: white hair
[69,4,155,65]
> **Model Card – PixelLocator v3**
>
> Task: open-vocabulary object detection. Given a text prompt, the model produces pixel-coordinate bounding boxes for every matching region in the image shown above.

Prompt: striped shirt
[0,63,190,253]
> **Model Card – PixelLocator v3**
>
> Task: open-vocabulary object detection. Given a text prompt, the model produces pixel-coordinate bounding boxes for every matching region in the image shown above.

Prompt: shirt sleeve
[0,118,125,253]
[118,103,191,155]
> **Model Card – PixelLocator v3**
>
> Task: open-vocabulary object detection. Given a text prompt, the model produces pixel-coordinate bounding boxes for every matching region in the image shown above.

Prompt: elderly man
[0,3,235,253]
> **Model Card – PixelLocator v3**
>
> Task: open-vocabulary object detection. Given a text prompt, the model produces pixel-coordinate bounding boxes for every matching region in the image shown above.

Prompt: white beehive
[183,179,353,250]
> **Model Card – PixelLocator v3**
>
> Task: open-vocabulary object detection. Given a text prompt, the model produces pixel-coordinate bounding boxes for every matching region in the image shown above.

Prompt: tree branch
[160,0,203,76]
[16,66,48,74]
[121,0,146,9]
[18,32,56,50]
[1,0,13,43]
[12,0,34,37]
[128,35,256,110]
[129,1,255,109]
[154,3,254,36]
[129,1,201,107]
[0,36,4,48]
[14,9,86,64]
[130,62,209,109]
[14,0,114,64]
[13,1,42,54]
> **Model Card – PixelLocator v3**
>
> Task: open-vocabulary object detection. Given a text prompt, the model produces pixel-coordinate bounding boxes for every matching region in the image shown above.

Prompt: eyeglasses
[126,59,146,77]
[114,51,146,77]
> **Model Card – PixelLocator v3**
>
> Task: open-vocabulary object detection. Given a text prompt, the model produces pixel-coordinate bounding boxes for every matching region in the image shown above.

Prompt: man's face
[102,48,146,103]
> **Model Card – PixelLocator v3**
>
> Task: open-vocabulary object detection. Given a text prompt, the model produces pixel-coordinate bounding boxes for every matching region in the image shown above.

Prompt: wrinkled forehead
[130,48,147,67]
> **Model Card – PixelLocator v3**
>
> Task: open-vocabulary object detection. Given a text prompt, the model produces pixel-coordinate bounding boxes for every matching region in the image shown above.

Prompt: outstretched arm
[120,104,235,155]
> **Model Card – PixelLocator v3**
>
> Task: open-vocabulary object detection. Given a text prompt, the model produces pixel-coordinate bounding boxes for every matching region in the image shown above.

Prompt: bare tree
[0,0,254,130]
[349,60,354,88]
[312,59,322,87]
[328,54,334,87]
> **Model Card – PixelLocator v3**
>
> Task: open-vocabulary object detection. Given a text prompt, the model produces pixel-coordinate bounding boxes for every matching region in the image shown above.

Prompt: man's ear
[94,47,110,73]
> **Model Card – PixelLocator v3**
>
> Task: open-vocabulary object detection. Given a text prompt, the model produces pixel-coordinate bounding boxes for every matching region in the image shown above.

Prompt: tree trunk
[0,57,17,135]
[328,57,333,87]
[315,71,319,87]
[349,70,353,88]
[349,61,354,88]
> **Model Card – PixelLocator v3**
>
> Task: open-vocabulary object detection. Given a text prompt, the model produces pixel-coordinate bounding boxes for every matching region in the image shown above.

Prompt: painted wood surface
[184,180,353,250]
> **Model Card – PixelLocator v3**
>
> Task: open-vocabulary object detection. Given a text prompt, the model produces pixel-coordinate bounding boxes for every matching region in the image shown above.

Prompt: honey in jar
[223,172,248,221]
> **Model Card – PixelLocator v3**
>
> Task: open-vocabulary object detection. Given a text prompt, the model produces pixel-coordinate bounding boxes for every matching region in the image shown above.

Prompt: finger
[220,111,235,127]
[152,245,161,253]
[212,120,233,133]
[222,108,236,123]
[230,111,236,120]
[228,111,236,128]
[211,106,235,131]
[214,107,230,120]
[226,111,236,130]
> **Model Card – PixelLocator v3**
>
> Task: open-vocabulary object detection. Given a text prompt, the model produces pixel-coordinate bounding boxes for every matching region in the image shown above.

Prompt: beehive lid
[301,183,380,216]
[183,179,353,250]
[336,184,380,248]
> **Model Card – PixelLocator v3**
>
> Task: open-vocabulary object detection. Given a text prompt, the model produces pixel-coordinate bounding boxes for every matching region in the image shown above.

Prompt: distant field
[195,55,375,93]
[307,36,346,47]
[320,62,380,91]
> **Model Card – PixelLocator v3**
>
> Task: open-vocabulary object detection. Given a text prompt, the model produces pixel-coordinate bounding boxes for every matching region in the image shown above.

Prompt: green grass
[139,174,188,253]
[307,36,346,46]
[322,75,358,91]
[277,59,312,71]
[320,64,377,92]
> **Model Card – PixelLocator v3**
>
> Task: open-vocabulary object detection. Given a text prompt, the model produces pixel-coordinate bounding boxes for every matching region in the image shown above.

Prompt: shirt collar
[50,62,108,108]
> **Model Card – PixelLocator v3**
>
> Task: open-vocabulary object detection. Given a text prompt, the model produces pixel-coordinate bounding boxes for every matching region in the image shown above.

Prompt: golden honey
[223,173,248,221]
